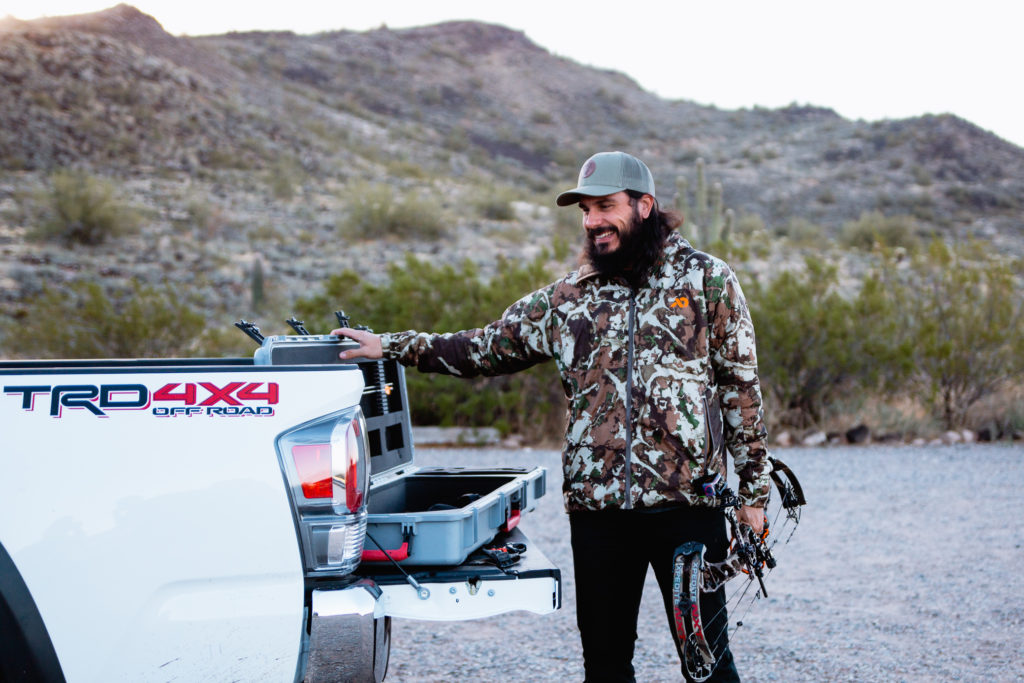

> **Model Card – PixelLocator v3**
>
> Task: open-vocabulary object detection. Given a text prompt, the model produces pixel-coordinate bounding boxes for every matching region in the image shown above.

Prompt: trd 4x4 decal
[3,382,279,418]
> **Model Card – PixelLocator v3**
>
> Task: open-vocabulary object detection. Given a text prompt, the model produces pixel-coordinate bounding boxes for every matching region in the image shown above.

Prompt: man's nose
[583,212,600,228]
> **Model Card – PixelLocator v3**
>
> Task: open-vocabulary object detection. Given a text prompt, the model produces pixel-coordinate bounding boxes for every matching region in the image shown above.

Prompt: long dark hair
[626,190,683,237]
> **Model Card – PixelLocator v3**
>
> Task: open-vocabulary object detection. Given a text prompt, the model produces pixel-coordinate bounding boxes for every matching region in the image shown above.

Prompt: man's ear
[638,194,654,219]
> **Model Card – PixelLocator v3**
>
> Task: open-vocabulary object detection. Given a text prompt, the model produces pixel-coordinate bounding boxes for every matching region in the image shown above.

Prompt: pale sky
[7,0,1024,148]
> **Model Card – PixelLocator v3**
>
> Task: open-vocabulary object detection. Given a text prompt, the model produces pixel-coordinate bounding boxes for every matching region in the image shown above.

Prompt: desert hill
[0,4,1022,335]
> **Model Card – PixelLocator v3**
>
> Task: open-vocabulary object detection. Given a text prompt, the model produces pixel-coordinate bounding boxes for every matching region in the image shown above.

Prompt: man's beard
[582,206,665,286]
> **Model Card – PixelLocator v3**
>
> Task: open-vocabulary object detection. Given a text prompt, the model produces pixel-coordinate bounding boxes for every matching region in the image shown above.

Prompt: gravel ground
[382,444,1024,682]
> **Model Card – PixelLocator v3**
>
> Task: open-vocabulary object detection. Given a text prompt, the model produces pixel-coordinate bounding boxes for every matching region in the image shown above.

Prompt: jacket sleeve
[379,287,557,378]
[707,266,773,507]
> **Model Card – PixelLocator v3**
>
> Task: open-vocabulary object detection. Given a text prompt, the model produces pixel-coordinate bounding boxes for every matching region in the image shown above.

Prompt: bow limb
[672,542,717,682]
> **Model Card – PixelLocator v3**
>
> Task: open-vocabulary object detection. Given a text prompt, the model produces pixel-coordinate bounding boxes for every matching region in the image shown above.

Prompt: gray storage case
[363,466,546,566]
[256,333,549,567]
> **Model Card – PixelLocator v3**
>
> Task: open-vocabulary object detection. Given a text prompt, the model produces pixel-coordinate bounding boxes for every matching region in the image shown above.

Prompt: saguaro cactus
[675,157,733,248]
[695,158,708,229]
[250,256,265,312]
[675,176,693,242]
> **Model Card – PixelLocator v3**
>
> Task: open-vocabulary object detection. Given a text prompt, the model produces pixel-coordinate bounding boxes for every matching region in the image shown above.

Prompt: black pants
[570,506,741,683]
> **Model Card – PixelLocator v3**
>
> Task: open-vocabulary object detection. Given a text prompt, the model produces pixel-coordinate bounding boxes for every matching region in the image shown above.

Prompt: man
[334,151,772,682]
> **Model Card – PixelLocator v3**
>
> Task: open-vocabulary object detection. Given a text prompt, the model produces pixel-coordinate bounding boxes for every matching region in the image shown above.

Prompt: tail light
[277,406,370,575]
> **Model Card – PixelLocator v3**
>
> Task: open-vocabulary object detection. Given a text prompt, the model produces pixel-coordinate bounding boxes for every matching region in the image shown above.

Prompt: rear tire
[372,617,391,682]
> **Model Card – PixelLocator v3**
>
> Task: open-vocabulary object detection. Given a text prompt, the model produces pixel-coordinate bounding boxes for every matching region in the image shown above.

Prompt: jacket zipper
[624,293,637,510]
[701,395,716,476]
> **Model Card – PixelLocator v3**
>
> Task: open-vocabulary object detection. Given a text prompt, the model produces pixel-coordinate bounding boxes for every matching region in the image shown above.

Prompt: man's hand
[736,505,765,535]
[331,327,383,360]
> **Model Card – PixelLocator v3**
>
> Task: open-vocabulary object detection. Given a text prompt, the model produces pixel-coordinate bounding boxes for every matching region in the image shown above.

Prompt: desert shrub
[895,241,1024,429]
[911,164,933,186]
[248,223,285,244]
[817,188,837,204]
[250,257,266,312]
[965,384,1024,441]
[33,169,139,245]
[0,280,205,359]
[944,186,1019,211]
[384,159,429,180]
[846,271,915,391]
[746,257,911,428]
[182,196,230,241]
[748,259,855,427]
[266,157,303,200]
[748,241,1024,432]
[339,182,446,240]
[295,253,565,441]
[733,212,766,237]
[553,203,582,240]
[772,217,823,244]
[551,205,583,263]
[840,211,920,251]
[473,188,518,221]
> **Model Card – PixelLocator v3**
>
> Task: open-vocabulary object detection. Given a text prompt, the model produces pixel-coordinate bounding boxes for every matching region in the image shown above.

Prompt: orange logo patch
[670,296,689,308]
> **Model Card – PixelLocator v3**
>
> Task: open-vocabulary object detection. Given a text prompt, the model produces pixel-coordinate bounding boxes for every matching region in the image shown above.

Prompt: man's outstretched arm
[330,286,558,378]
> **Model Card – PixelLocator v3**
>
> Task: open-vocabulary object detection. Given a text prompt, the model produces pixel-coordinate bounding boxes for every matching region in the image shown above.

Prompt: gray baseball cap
[556,151,656,206]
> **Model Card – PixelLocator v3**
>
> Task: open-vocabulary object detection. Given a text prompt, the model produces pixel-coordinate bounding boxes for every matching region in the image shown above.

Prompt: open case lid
[355,358,416,479]
[251,333,416,479]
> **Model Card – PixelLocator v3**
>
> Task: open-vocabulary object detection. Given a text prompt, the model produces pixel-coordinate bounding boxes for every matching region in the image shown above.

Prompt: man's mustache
[586,226,618,240]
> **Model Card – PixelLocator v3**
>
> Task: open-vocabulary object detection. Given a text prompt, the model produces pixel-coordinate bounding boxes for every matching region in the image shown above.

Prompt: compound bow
[672,456,806,682]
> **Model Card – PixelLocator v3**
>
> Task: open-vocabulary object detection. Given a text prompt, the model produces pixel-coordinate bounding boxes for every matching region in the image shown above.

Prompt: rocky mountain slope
[1,4,1022,343]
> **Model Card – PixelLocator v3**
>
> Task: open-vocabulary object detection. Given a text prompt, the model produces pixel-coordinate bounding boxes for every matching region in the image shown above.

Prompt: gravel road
[383,444,1024,682]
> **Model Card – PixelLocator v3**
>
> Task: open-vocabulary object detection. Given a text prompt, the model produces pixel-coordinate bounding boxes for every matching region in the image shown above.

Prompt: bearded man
[334,151,772,682]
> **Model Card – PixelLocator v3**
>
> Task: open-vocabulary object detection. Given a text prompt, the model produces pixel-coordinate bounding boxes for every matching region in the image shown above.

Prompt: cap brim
[555,185,626,206]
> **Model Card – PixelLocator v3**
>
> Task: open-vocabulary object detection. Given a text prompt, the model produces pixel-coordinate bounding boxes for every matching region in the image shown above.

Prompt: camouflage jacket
[380,232,772,512]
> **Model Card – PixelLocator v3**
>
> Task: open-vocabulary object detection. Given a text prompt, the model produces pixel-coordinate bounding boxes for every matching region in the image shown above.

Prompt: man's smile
[588,226,618,248]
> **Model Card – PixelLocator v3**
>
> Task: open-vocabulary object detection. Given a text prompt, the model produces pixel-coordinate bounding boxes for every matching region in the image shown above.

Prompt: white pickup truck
[0,326,561,682]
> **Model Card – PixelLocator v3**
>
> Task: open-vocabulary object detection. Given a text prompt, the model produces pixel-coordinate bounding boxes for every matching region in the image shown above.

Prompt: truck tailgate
[354,527,560,621]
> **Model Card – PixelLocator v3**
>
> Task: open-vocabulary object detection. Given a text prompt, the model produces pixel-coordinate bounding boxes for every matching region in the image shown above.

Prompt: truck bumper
[358,527,561,620]
[304,528,560,681]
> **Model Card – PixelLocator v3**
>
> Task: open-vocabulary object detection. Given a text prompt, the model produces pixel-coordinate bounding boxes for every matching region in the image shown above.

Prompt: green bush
[384,159,430,180]
[339,182,446,240]
[34,170,139,245]
[747,258,861,427]
[0,280,205,359]
[473,188,518,221]
[295,253,565,441]
[266,157,303,200]
[554,202,581,234]
[772,218,823,244]
[747,241,1024,432]
[896,241,1024,429]
[552,203,583,261]
[839,211,920,251]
